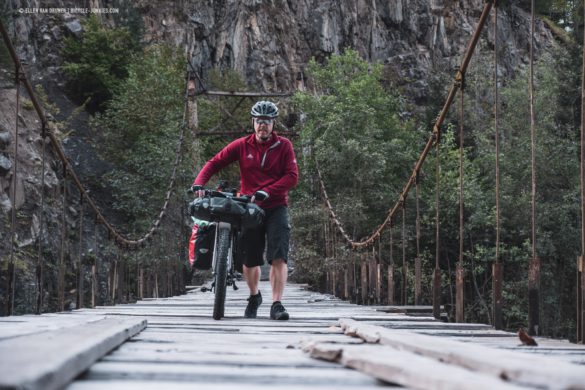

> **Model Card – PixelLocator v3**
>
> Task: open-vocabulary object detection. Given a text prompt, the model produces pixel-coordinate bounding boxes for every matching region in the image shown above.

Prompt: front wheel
[213,226,230,320]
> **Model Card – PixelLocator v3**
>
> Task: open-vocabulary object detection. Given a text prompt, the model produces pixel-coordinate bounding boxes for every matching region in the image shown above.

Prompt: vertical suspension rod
[578,0,585,344]
[456,75,465,323]
[493,0,504,330]
[528,0,540,336]
[402,201,407,305]
[36,123,47,314]
[7,63,21,316]
[433,140,442,320]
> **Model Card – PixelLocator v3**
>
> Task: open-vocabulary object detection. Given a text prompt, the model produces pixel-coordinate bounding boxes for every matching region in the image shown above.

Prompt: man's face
[253,117,275,143]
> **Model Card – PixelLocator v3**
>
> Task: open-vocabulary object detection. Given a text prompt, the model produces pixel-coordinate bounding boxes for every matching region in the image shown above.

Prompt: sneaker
[270,301,289,320]
[244,291,262,318]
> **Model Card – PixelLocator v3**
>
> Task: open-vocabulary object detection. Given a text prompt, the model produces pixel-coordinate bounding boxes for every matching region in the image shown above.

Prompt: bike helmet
[250,100,279,118]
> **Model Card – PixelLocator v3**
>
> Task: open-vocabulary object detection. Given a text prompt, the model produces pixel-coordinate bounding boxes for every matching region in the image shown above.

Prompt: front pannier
[192,223,216,270]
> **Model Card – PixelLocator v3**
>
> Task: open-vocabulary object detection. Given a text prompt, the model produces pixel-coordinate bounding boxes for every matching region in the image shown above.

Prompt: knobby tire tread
[213,227,230,320]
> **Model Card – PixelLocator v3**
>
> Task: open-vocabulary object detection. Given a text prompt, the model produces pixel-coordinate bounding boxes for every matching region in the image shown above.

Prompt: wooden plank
[0,317,146,390]
[102,348,337,367]
[68,380,389,390]
[309,343,526,390]
[0,313,108,340]
[339,318,585,389]
[80,361,385,386]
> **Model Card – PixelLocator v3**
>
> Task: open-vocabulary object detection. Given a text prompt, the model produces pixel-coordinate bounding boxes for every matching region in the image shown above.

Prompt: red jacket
[194,132,298,209]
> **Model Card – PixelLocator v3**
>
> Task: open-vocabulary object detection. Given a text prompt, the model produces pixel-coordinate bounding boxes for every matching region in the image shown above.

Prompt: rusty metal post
[401,202,408,306]
[36,123,47,314]
[76,195,84,309]
[493,262,503,329]
[528,257,541,335]
[456,265,465,323]
[415,176,422,306]
[369,249,377,303]
[58,174,68,312]
[349,259,356,303]
[361,257,368,304]
[343,265,351,300]
[388,220,395,305]
[433,141,442,319]
[91,219,99,308]
[578,256,585,343]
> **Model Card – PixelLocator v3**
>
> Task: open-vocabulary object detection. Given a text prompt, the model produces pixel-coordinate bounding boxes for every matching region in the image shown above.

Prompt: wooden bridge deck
[1,281,585,390]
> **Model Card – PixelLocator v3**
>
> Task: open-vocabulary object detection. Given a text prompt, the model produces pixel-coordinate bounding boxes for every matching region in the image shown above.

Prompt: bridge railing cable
[0,19,191,315]
[316,1,494,251]
[0,20,188,250]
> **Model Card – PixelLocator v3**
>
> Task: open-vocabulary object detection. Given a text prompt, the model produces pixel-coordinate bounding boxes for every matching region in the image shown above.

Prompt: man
[193,101,298,320]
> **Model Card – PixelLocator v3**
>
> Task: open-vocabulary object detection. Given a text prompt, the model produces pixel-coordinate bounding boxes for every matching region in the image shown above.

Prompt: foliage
[434,46,582,337]
[291,49,422,285]
[511,0,584,42]
[94,44,185,227]
[62,15,140,112]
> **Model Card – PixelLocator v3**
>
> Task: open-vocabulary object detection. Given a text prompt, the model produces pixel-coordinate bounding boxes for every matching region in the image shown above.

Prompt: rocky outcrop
[4,0,554,99]
[0,0,559,315]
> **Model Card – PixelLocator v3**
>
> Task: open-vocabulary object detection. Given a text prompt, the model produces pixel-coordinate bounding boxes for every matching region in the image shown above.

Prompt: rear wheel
[213,227,230,320]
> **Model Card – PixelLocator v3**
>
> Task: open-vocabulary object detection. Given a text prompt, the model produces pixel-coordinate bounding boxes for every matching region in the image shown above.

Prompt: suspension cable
[314,2,494,249]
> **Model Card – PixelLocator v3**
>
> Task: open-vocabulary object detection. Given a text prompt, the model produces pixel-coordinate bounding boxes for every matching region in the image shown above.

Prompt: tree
[94,44,186,228]
[62,15,140,112]
[291,49,421,284]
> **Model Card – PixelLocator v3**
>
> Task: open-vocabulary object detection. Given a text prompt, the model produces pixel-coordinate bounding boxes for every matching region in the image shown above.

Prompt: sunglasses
[254,118,274,125]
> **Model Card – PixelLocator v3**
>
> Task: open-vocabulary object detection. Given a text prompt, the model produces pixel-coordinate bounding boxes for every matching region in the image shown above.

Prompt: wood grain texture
[0,317,146,390]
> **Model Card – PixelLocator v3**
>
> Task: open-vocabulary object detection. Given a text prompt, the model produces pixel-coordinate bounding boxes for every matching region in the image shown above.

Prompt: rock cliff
[0,0,557,313]
[5,0,553,97]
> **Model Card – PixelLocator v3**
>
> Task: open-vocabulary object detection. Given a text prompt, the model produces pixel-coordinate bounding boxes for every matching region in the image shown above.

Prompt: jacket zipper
[260,141,281,169]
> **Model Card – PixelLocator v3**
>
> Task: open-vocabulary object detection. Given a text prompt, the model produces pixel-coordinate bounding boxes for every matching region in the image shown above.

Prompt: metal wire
[314,2,494,249]
[8,65,20,315]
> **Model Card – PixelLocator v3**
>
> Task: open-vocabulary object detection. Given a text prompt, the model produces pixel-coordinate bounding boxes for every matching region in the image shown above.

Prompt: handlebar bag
[209,197,246,223]
[189,197,212,221]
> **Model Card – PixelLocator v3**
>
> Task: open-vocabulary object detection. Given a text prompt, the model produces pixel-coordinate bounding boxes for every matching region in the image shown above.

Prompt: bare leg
[270,259,288,302]
[243,265,260,295]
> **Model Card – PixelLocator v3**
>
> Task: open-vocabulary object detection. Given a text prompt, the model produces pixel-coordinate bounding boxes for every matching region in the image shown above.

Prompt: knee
[271,258,286,268]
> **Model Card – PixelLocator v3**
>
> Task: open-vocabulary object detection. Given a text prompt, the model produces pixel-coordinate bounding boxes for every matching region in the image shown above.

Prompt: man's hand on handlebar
[189,185,267,203]
[191,185,205,198]
[251,190,269,203]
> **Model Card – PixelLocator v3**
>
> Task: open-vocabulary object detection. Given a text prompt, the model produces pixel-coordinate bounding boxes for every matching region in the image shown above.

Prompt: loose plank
[339,318,585,389]
[0,317,146,390]
[308,342,526,390]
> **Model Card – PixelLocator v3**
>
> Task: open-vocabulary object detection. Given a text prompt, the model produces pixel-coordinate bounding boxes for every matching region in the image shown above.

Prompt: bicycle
[188,186,265,320]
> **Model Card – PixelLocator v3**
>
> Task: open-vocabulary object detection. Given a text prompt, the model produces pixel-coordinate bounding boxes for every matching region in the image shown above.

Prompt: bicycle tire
[213,226,230,320]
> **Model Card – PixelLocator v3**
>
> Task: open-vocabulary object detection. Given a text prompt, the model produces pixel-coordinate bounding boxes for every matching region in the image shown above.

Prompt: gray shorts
[239,206,291,267]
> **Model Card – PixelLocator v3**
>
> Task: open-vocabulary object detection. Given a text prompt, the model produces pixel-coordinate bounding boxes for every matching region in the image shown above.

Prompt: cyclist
[193,100,298,320]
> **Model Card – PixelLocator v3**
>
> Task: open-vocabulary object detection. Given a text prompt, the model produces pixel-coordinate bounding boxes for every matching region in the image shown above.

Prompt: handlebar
[188,186,252,204]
